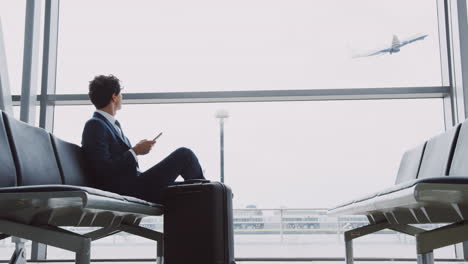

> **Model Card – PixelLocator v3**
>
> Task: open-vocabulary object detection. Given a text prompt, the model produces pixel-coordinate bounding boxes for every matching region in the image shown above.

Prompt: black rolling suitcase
[162,179,235,264]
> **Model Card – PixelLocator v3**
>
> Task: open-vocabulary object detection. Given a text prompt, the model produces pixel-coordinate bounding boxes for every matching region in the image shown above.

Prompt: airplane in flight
[352,33,428,58]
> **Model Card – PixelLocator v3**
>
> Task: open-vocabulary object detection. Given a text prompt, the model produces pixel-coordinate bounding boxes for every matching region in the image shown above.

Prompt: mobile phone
[153,132,163,141]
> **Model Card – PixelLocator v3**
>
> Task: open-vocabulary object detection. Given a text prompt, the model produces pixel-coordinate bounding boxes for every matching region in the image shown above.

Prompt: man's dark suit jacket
[81,112,139,194]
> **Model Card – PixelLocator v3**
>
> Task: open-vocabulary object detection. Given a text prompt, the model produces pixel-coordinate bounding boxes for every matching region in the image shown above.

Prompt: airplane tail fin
[392,35,400,49]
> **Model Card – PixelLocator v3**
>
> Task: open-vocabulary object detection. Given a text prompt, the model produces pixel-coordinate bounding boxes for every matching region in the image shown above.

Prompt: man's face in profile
[115,92,123,111]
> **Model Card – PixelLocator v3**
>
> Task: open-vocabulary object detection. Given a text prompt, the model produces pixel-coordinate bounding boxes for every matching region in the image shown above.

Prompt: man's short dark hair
[88,75,122,109]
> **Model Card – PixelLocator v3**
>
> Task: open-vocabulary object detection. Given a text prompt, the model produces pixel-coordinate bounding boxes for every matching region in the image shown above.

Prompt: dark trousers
[131,147,205,203]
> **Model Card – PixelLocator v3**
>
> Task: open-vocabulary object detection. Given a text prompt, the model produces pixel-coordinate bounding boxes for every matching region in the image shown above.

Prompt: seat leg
[75,239,90,264]
[417,252,434,264]
[343,222,389,264]
[345,240,353,264]
[455,242,468,260]
[9,237,26,264]
[31,241,47,261]
[157,256,164,264]
[156,238,164,264]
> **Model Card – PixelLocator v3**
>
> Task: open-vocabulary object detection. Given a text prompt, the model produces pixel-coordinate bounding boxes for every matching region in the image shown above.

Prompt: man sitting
[81,74,205,203]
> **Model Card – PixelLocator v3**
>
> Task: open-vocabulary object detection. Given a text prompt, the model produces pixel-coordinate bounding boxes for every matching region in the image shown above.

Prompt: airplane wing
[352,48,392,58]
[399,34,428,48]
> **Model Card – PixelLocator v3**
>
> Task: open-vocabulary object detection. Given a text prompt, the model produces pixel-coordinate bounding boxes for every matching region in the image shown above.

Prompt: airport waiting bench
[0,110,164,264]
[328,119,468,264]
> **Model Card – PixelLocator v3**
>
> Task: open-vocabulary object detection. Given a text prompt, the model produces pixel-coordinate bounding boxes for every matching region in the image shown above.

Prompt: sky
[2,0,447,208]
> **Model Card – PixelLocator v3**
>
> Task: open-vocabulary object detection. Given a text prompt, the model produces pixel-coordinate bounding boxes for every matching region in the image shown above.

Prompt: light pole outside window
[215,109,229,183]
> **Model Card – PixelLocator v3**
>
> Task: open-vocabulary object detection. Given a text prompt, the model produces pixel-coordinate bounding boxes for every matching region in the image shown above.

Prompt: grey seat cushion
[329,192,379,211]
[2,113,62,186]
[124,195,162,207]
[376,176,468,201]
[394,143,426,184]
[0,184,123,199]
[331,177,468,210]
[51,135,93,187]
[416,176,468,185]
[450,120,468,176]
[377,179,419,196]
[0,184,163,208]
[418,124,461,179]
[0,112,16,187]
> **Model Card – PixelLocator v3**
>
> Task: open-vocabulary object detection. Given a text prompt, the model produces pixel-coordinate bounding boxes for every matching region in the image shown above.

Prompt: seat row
[328,118,468,264]
[0,110,164,264]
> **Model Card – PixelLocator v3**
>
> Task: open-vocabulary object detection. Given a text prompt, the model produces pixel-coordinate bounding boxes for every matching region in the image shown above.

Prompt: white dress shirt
[95,110,138,162]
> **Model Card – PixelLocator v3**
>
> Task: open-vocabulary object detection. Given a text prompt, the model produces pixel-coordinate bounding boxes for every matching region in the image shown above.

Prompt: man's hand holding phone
[132,132,162,155]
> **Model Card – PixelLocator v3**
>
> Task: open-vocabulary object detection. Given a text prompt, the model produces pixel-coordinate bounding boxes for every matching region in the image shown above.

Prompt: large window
[0,0,26,95]
[57,0,442,94]
[52,98,449,259]
[54,99,445,208]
